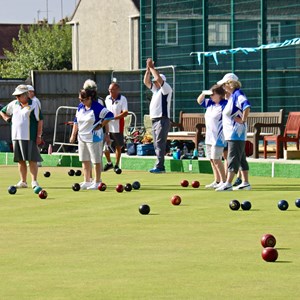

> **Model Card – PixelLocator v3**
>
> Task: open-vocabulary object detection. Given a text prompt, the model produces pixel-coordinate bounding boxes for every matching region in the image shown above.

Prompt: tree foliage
[0,23,72,78]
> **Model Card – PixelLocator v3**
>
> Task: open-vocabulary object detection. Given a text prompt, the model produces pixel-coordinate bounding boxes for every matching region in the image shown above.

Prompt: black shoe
[104,163,113,171]
[233,177,242,186]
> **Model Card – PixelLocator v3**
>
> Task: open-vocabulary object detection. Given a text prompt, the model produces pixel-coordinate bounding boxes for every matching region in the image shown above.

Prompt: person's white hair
[83,79,97,91]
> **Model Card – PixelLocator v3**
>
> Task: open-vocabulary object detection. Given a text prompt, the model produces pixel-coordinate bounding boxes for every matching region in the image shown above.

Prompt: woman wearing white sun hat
[215,73,252,192]
[0,84,43,189]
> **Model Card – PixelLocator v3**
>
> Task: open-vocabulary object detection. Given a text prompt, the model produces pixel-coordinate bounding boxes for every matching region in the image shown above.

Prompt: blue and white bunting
[190,37,300,65]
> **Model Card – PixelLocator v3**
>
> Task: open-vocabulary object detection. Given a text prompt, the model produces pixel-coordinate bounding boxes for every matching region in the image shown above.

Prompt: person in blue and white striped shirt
[197,84,227,189]
[215,73,251,192]
[70,89,114,190]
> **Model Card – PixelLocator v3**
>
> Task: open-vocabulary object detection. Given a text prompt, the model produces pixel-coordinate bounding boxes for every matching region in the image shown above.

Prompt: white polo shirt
[105,94,128,133]
[149,81,172,119]
[74,101,114,143]
[2,99,43,141]
[200,98,227,147]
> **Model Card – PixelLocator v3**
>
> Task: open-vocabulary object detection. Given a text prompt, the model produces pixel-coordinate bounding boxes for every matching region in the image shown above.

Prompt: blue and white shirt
[74,101,114,143]
[149,81,172,119]
[222,89,251,141]
[200,98,227,147]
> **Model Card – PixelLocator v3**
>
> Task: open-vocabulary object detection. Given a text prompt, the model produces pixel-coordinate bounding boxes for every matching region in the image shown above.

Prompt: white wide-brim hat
[12,85,28,96]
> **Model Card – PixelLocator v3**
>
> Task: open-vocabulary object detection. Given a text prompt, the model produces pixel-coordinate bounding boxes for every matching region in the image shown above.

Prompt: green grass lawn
[0,165,299,299]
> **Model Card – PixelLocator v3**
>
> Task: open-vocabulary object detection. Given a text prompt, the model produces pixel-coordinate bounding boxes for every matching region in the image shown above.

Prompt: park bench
[246,109,284,158]
[167,111,206,148]
[167,109,284,158]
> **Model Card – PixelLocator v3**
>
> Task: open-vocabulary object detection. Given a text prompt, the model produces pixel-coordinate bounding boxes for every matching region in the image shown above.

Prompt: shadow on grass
[275,261,293,263]
[276,248,291,250]
[254,187,300,191]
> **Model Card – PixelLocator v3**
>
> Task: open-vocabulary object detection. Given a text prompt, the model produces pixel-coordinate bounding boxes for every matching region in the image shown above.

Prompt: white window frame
[258,22,281,44]
[208,21,230,46]
[157,21,178,46]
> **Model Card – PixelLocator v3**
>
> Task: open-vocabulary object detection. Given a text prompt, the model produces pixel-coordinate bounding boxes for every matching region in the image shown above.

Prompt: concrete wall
[71,0,139,71]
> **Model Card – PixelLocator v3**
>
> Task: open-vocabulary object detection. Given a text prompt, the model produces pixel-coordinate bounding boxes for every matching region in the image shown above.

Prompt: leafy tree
[0,22,72,78]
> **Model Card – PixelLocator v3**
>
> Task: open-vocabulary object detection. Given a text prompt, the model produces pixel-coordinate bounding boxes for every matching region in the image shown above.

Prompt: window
[209,22,230,46]
[157,21,178,46]
[258,22,281,44]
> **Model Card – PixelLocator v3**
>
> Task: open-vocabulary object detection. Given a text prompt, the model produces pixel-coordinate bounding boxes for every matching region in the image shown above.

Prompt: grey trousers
[227,140,249,173]
[152,117,170,170]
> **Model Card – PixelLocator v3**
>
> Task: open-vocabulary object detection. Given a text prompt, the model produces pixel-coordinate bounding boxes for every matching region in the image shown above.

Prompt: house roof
[0,24,30,59]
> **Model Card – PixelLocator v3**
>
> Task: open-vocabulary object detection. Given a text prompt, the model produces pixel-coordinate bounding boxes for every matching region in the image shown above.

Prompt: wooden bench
[167,110,284,158]
[246,109,284,158]
[167,111,205,147]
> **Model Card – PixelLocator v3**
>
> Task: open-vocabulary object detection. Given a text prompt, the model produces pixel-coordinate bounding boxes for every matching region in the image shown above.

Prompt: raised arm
[143,66,152,89]
[146,58,164,86]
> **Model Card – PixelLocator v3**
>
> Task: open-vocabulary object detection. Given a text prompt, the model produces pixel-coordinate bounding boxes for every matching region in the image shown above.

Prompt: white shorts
[206,144,224,160]
[78,141,103,163]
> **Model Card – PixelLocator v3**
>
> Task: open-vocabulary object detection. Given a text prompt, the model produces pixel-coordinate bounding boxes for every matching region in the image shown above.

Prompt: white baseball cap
[12,85,28,96]
[217,73,239,85]
[153,74,166,82]
[27,85,35,91]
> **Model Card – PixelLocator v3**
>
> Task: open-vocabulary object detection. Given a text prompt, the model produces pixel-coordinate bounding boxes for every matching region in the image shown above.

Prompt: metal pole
[261,0,267,112]
[61,0,64,20]
[140,0,146,121]
[231,0,235,72]
[46,0,49,21]
[202,0,208,89]
[151,0,157,63]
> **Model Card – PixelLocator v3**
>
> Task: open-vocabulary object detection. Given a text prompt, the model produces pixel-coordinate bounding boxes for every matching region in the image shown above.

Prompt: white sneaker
[15,181,28,188]
[80,181,92,190]
[233,183,252,191]
[87,181,101,190]
[31,181,39,188]
[215,183,233,192]
[215,182,225,188]
[205,181,219,189]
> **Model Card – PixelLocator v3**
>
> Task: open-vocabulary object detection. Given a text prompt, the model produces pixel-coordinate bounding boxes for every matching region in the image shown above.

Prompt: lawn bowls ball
[75,170,82,176]
[171,195,181,205]
[72,183,81,191]
[295,199,300,208]
[98,183,107,191]
[115,168,122,175]
[8,186,17,195]
[34,186,43,194]
[229,200,240,211]
[139,204,150,215]
[261,234,276,248]
[44,171,51,178]
[278,200,289,211]
[68,169,75,176]
[191,180,200,188]
[181,180,189,187]
[132,181,141,190]
[124,183,132,192]
[241,200,252,210]
[261,247,278,262]
[116,184,124,193]
[38,190,48,199]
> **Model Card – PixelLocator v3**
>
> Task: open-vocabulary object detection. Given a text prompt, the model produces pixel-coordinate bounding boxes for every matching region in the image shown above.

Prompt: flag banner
[190,37,300,65]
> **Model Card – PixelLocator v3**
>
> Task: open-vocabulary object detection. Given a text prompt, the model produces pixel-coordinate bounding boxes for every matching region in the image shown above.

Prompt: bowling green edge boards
[1,152,300,178]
